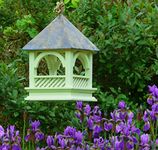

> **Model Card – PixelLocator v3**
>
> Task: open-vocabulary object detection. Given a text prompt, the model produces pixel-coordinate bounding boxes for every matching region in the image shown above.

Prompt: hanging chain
[54,0,65,15]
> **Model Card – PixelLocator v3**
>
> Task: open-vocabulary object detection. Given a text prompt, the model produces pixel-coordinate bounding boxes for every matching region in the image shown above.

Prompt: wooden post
[88,53,93,88]
[29,51,35,87]
[65,51,73,88]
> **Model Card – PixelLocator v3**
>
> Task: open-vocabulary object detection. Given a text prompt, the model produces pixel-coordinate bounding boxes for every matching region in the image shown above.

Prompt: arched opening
[37,58,49,75]
[36,54,65,76]
[73,58,85,76]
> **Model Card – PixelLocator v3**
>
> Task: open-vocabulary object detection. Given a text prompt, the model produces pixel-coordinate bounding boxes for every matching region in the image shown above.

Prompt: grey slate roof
[22,15,99,51]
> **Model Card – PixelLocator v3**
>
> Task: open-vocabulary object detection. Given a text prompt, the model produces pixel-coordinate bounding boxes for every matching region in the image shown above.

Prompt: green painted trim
[25,87,97,91]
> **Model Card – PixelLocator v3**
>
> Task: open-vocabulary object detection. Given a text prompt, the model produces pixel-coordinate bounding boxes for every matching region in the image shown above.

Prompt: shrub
[0,84,158,149]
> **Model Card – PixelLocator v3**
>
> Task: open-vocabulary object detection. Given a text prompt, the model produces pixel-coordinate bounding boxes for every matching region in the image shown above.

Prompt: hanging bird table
[22,2,99,101]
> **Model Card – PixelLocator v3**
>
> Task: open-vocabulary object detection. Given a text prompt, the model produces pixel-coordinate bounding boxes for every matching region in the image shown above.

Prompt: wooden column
[65,51,73,88]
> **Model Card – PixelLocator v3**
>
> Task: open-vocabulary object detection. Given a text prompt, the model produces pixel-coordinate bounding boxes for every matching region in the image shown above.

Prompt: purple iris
[74,131,83,144]
[93,106,101,116]
[143,121,150,132]
[131,126,140,135]
[93,125,102,138]
[64,126,76,138]
[87,118,94,130]
[12,144,21,150]
[76,102,83,111]
[58,135,66,149]
[149,110,157,121]
[126,141,134,149]
[46,136,54,148]
[104,122,113,131]
[9,125,15,137]
[140,134,149,145]
[0,125,4,138]
[118,101,126,109]
[84,104,91,116]
[143,111,149,122]
[93,137,105,149]
[31,120,40,132]
[93,115,102,123]
[147,97,154,105]
[152,103,158,112]
[116,122,124,133]
[35,131,44,141]
[156,139,158,145]
[148,85,158,97]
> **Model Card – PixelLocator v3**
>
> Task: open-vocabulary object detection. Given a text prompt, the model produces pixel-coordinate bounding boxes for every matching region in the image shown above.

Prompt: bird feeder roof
[22,15,99,51]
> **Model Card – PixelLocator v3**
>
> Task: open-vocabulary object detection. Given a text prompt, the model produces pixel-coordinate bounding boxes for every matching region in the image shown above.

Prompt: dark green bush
[69,0,158,107]
[0,0,158,128]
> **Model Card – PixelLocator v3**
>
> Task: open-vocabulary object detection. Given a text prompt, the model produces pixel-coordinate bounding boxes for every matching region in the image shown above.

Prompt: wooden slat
[46,78,56,87]
[38,78,48,87]
[35,78,43,87]
[43,78,52,87]
[50,78,60,87]
[74,78,79,87]
[60,80,65,87]
[34,77,66,88]
[80,78,86,88]
[56,78,64,87]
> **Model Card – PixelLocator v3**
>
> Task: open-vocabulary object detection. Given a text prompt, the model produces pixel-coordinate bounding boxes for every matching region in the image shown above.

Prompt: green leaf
[71,0,79,8]
[26,28,38,38]
[14,112,19,117]
[64,0,70,4]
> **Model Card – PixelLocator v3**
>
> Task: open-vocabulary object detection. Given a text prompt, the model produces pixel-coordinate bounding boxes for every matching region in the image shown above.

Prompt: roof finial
[54,0,65,15]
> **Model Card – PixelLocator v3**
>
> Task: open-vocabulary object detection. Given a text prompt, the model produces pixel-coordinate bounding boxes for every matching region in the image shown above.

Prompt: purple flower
[143,111,149,122]
[75,112,82,122]
[118,101,126,109]
[93,106,101,116]
[126,141,134,149]
[132,136,138,144]
[46,136,54,148]
[0,125,4,138]
[9,125,15,137]
[31,120,40,132]
[152,103,158,112]
[93,125,102,138]
[156,139,158,145]
[64,126,76,138]
[143,121,150,132]
[149,110,157,121]
[0,145,10,150]
[116,122,124,133]
[131,126,140,135]
[93,115,102,123]
[140,134,149,145]
[148,85,158,97]
[104,122,113,131]
[93,137,105,149]
[84,104,91,116]
[122,126,130,136]
[87,118,94,130]
[147,97,154,105]
[58,136,66,148]
[74,131,83,144]
[25,134,30,142]
[127,111,134,124]
[111,136,124,149]
[76,102,83,111]
[12,145,21,150]
[119,111,127,120]
[35,132,44,141]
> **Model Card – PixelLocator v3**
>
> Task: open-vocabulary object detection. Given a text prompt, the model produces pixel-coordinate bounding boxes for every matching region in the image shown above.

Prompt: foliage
[0,85,158,149]
[0,0,158,135]
[0,61,75,132]
[69,0,158,104]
